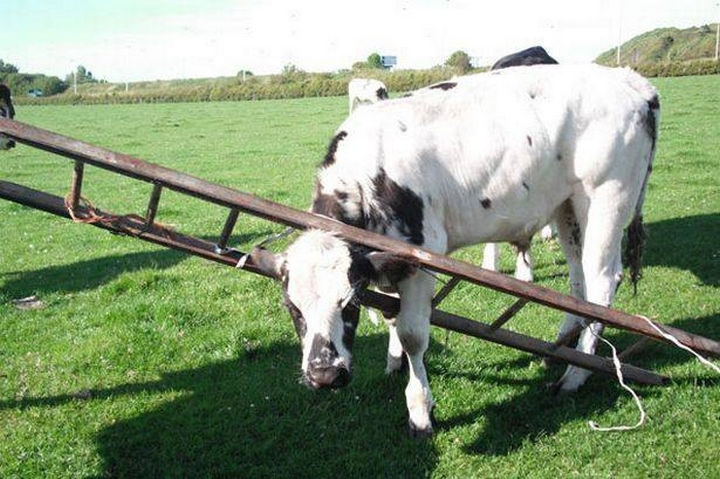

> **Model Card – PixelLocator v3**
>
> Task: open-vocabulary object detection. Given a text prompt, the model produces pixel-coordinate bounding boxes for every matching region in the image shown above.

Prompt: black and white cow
[491,45,558,70]
[482,46,560,279]
[253,64,659,436]
[0,84,16,150]
[348,78,389,114]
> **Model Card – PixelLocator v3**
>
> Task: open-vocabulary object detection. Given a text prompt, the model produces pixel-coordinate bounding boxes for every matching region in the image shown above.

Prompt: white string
[586,314,720,432]
[637,315,720,374]
[235,227,295,269]
[254,226,295,249]
[588,332,647,432]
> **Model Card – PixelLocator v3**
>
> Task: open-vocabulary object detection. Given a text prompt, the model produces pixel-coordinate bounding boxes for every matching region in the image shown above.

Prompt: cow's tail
[624,93,660,295]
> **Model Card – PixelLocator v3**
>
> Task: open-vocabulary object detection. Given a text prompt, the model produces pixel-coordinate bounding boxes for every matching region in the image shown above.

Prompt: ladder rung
[215,208,240,254]
[432,276,462,308]
[488,298,529,331]
[69,160,84,211]
[145,182,163,226]
[617,337,653,361]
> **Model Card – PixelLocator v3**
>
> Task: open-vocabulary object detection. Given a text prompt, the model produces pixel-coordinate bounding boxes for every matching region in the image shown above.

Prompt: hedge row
[629,59,720,77]
[14,68,459,106]
[13,60,718,106]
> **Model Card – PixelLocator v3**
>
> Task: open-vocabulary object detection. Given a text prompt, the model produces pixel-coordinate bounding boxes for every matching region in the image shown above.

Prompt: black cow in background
[0,84,16,150]
[491,46,558,70]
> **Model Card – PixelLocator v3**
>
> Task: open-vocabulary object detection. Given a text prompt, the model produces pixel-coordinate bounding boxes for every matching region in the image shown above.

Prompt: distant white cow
[348,78,388,114]
[253,65,659,436]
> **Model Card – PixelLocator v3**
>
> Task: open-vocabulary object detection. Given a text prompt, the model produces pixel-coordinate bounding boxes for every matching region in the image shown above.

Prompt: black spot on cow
[522,181,530,191]
[369,168,424,245]
[569,221,581,246]
[312,190,363,229]
[556,153,563,161]
[480,198,492,209]
[348,244,415,293]
[429,82,457,91]
[308,334,339,365]
[376,87,389,100]
[282,275,307,340]
[322,131,348,167]
[341,303,360,351]
[347,245,376,286]
[526,135,533,147]
[401,92,413,98]
[312,191,341,218]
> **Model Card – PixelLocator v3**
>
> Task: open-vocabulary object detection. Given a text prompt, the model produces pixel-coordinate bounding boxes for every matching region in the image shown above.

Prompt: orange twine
[63,193,175,237]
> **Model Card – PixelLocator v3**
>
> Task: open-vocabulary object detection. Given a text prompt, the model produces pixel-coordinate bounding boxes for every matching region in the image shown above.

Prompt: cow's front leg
[396,272,436,437]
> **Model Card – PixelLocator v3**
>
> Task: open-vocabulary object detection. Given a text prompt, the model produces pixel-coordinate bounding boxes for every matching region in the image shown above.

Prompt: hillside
[596,24,718,65]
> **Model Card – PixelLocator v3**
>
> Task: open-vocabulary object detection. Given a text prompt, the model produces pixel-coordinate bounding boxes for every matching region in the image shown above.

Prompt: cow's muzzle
[304,364,351,390]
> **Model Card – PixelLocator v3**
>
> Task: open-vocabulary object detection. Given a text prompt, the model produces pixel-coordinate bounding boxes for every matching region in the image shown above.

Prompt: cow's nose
[306,364,350,389]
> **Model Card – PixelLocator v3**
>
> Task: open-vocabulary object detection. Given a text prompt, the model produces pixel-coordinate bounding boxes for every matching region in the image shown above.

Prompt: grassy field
[0,75,718,478]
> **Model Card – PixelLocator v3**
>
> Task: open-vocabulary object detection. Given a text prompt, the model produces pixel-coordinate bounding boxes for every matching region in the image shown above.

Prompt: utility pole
[715,7,719,61]
[616,8,623,66]
[73,70,77,94]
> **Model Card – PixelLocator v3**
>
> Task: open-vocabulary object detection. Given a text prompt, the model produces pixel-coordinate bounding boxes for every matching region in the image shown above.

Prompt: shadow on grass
[0,216,716,473]
[643,213,719,286]
[521,214,719,285]
[1,314,716,474]
[0,230,272,299]
[1,249,186,298]
[438,312,718,456]
[1,334,438,478]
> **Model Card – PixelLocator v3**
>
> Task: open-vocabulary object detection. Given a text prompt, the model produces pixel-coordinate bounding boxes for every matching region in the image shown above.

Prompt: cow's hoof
[546,380,577,398]
[407,406,436,438]
[385,354,408,375]
[408,420,434,439]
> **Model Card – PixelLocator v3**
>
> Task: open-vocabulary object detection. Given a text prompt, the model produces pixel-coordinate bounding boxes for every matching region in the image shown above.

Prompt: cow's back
[321,65,658,250]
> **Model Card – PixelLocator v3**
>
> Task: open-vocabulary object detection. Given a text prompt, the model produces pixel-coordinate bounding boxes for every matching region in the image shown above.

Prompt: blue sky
[2,0,718,82]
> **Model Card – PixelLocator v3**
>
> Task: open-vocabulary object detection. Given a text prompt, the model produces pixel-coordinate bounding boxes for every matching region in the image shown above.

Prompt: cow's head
[0,84,16,150]
[251,230,410,390]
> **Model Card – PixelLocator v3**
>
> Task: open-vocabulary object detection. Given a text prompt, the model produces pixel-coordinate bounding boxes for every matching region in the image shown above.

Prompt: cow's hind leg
[552,201,586,344]
[396,272,436,437]
[556,190,628,392]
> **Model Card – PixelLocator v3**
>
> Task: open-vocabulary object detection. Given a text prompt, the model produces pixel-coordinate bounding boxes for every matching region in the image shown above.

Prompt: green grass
[1,76,719,478]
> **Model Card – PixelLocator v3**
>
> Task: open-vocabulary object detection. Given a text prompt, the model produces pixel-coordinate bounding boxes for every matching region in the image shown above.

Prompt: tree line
[0,61,101,97]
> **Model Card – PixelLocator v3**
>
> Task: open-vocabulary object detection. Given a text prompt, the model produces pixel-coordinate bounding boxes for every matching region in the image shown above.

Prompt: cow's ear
[365,251,418,282]
[249,248,286,280]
